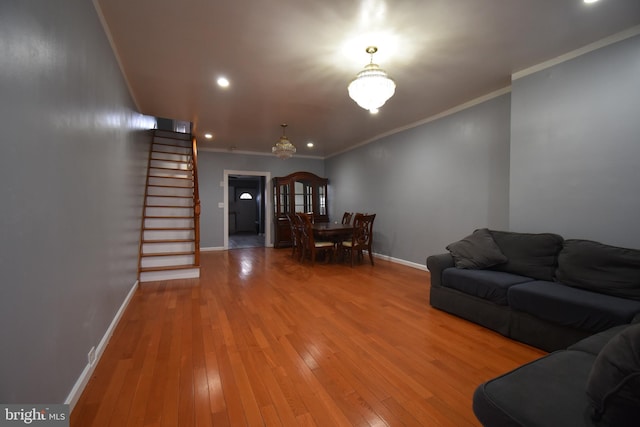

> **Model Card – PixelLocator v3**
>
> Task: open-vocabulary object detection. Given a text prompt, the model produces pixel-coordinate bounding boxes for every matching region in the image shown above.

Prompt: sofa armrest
[426,253,454,288]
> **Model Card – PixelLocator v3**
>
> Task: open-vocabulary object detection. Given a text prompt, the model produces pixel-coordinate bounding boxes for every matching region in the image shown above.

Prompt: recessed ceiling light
[369,108,379,114]
[217,77,230,88]
[307,141,314,148]
[584,0,599,3]
[204,133,213,139]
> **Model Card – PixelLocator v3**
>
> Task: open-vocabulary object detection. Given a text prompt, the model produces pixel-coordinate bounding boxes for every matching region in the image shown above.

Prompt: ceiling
[95,0,640,158]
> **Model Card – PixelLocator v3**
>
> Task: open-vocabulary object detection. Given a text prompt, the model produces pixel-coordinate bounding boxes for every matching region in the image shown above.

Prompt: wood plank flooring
[71,248,546,426]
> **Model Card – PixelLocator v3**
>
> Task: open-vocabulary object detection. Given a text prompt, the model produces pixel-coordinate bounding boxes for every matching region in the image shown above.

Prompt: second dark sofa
[472,322,640,426]
[427,229,640,352]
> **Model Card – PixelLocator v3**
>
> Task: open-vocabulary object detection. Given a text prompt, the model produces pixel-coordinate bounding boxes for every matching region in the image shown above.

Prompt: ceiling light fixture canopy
[272,124,296,159]
[348,46,396,113]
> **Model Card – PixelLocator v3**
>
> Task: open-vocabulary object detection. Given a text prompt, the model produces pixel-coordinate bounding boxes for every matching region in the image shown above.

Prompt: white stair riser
[149,159,191,170]
[143,242,194,254]
[147,186,193,197]
[148,169,192,179]
[146,196,193,207]
[139,268,200,282]
[145,206,192,216]
[153,135,190,145]
[144,229,195,240]
[148,176,193,187]
[151,151,190,162]
[144,218,194,228]
[153,145,190,156]
[140,255,195,268]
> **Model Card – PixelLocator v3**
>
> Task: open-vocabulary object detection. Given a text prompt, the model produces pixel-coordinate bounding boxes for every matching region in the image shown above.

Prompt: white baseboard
[139,267,200,282]
[65,280,139,412]
[373,252,429,271]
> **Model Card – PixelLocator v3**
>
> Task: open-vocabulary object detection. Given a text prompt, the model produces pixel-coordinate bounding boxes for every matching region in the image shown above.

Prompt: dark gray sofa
[472,322,640,426]
[427,229,640,352]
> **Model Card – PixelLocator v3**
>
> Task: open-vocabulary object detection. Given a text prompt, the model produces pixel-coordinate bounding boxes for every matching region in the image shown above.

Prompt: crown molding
[513,25,640,81]
[326,86,512,159]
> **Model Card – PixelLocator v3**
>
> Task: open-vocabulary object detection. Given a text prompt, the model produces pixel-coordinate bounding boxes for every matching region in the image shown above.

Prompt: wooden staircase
[138,129,200,282]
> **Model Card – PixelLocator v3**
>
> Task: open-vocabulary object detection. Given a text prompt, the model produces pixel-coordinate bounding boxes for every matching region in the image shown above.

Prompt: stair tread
[144,215,194,219]
[148,173,191,179]
[152,133,191,143]
[146,194,193,198]
[152,142,191,149]
[145,199,193,203]
[148,185,194,190]
[150,157,191,164]
[149,166,192,172]
[141,251,195,257]
[146,206,193,210]
[140,264,200,273]
[143,238,194,243]
[152,146,190,153]
[152,132,191,141]
[151,144,190,149]
[145,227,195,231]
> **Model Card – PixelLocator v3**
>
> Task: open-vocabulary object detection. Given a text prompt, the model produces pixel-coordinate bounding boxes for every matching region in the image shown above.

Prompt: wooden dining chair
[341,211,353,225]
[286,212,303,261]
[339,213,376,266]
[297,212,334,265]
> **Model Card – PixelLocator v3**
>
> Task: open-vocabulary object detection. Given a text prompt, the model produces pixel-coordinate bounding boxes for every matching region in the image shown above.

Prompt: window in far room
[239,192,253,200]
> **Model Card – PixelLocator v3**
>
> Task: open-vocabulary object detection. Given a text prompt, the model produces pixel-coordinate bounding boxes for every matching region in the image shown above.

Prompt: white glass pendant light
[272,124,296,159]
[348,46,396,112]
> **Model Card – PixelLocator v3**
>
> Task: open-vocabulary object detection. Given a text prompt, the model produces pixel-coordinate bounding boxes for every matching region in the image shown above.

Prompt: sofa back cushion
[556,239,640,301]
[488,230,564,281]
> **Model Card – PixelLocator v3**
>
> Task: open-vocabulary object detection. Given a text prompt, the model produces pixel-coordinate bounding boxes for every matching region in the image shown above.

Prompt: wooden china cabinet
[273,171,329,248]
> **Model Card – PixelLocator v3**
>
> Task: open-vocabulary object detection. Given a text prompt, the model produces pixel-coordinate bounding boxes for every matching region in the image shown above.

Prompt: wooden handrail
[191,135,201,266]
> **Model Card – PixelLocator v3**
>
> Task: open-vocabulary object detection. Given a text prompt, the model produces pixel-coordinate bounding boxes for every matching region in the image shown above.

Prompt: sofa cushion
[555,239,640,301]
[508,281,640,333]
[442,268,534,305]
[586,323,640,427]
[473,350,596,427]
[489,230,564,281]
[567,324,629,356]
[446,228,507,269]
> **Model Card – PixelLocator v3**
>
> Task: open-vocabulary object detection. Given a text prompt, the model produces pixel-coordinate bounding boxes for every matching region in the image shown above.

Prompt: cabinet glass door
[318,184,326,216]
[294,181,313,213]
[278,184,289,215]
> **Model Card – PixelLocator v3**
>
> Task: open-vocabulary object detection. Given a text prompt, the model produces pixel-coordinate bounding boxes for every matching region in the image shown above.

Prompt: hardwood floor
[71,248,546,426]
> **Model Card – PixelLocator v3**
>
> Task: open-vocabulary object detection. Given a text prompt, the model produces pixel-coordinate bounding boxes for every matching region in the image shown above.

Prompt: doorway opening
[224,170,271,249]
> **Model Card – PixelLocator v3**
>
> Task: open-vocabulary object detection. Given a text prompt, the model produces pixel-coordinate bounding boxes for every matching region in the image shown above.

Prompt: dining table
[312,222,354,243]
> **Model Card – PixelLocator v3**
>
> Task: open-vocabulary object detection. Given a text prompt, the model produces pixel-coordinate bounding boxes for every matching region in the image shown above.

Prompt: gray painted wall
[325,95,512,265]
[198,151,325,247]
[0,1,151,402]
[510,35,640,247]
